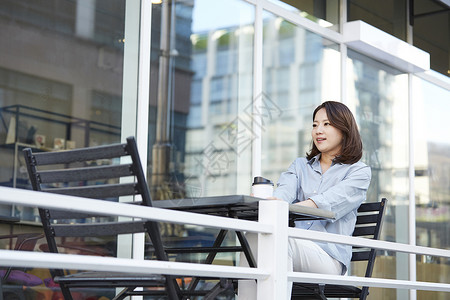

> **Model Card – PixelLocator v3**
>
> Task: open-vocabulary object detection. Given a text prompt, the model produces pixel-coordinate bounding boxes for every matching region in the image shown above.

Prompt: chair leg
[236,231,257,268]
[186,229,229,294]
[360,286,369,300]
[204,279,233,300]
[60,284,74,300]
[316,284,327,300]
[166,275,182,300]
[112,287,135,300]
[292,284,327,300]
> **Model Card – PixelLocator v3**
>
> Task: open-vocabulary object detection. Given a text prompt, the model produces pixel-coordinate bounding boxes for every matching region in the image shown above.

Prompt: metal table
[154,194,335,222]
[153,195,335,297]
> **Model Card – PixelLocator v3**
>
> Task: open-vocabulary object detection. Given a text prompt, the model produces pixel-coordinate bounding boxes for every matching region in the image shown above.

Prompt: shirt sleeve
[309,164,371,221]
[273,159,300,204]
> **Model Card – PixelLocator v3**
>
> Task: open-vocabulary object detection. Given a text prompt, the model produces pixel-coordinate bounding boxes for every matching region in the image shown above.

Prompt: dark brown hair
[306,101,363,164]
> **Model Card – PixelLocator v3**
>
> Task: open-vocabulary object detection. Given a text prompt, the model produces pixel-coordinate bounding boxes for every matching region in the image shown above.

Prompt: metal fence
[0,186,449,299]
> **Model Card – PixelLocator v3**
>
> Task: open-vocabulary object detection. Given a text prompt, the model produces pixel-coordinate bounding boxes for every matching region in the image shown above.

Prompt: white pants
[237,233,342,299]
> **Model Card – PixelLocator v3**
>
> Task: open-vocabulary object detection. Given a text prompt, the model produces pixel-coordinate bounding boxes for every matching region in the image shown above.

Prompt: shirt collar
[307,154,321,165]
[307,154,322,173]
[307,154,343,168]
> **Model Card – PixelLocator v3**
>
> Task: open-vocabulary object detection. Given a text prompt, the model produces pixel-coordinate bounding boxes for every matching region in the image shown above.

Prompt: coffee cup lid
[252,176,273,186]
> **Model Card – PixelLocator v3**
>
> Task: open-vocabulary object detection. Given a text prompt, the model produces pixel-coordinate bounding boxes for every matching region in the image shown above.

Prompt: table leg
[185,229,229,296]
[236,231,257,268]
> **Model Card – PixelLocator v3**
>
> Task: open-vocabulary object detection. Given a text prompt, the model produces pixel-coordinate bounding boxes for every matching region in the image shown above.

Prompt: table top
[153,195,335,221]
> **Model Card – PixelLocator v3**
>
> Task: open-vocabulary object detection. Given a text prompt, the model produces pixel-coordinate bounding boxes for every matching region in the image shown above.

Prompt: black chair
[23,137,235,300]
[291,198,387,300]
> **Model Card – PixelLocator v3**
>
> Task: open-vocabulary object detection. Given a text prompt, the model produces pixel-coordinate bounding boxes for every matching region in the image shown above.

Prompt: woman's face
[312,108,344,157]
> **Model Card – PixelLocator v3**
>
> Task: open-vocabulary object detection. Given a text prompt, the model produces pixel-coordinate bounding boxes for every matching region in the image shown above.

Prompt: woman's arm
[295,199,318,208]
[309,164,371,220]
[272,159,300,204]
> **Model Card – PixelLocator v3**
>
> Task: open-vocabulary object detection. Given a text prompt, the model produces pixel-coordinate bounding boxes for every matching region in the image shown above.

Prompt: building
[0,0,448,299]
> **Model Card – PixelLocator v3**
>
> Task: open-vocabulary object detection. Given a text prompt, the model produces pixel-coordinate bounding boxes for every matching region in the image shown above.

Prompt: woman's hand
[265,196,284,201]
[294,199,318,208]
[250,193,283,201]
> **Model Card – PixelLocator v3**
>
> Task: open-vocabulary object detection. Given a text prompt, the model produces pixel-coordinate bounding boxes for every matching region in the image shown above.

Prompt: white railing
[0,186,449,299]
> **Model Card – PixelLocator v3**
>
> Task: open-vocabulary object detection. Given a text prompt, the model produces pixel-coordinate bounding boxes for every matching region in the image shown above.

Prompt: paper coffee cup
[252,176,273,198]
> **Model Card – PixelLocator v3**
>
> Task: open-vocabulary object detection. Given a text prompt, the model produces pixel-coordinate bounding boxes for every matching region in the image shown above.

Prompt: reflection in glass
[347,49,409,299]
[148,0,254,200]
[0,0,125,221]
[412,1,449,77]
[413,76,450,299]
[348,0,407,41]
[268,0,340,31]
[0,0,129,298]
[261,11,341,181]
[146,0,255,283]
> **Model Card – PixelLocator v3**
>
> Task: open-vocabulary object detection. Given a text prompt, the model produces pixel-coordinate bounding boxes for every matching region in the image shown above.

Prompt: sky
[419,77,450,145]
[189,0,450,145]
[191,0,254,33]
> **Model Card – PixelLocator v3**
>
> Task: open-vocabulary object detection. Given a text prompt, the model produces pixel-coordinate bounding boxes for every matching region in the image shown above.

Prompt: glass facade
[348,0,408,40]
[413,76,450,300]
[412,0,449,77]
[347,50,410,299]
[148,0,254,200]
[269,0,340,31]
[146,0,255,274]
[260,11,341,180]
[0,0,135,298]
[0,0,126,198]
[0,0,448,299]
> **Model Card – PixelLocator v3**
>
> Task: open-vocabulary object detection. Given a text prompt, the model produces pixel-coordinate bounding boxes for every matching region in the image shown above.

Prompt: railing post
[257,200,289,299]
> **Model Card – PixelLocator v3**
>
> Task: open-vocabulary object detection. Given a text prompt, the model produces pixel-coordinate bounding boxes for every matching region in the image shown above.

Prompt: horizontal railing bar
[2,248,448,293]
[288,227,450,258]
[0,187,272,234]
[288,271,450,292]
[0,250,269,280]
[1,186,448,295]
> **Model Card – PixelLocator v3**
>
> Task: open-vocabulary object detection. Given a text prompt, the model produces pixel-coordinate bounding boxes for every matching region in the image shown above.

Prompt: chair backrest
[23,136,159,247]
[23,137,180,298]
[351,198,387,299]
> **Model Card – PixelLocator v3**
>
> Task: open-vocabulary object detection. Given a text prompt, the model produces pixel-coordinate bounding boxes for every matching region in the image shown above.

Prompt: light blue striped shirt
[273,154,371,274]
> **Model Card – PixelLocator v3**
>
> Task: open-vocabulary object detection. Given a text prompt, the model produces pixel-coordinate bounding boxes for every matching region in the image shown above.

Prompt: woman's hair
[306,101,363,164]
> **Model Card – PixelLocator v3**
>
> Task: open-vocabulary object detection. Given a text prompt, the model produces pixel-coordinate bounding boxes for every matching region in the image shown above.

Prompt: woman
[239,101,371,298]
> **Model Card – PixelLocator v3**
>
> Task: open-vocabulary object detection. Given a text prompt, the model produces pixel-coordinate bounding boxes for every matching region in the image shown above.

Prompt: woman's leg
[238,233,342,299]
[287,238,342,298]
[288,238,342,274]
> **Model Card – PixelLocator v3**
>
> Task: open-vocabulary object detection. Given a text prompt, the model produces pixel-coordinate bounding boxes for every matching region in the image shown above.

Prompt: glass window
[91,91,122,127]
[412,76,450,299]
[147,0,254,270]
[0,0,126,213]
[412,0,450,77]
[0,0,76,35]
[348,0,408,41]
[269,0,340,31]
[148,0,254,200]
[0,0,139,298]
[95,0,126,49]
[261,11,341,181]
[347,49,409,299]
